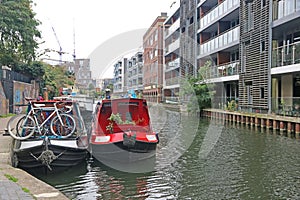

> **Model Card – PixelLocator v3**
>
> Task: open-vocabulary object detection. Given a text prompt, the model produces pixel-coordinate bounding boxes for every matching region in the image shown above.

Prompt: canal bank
[0,117,69,200]
[203,108,300,138]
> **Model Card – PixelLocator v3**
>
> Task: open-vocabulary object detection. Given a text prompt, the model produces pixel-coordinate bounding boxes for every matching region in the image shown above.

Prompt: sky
[32,0,178,79]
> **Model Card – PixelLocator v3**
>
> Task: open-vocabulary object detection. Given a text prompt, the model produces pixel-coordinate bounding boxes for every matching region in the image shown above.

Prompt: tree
[180,61,215,114]
[41,64,75,99]
[0,0,41,68]
[14,61,45,78]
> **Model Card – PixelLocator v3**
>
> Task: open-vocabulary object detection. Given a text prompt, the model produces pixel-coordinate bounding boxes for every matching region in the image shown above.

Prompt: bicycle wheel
[50,114,76,138]
[7,114,36,140]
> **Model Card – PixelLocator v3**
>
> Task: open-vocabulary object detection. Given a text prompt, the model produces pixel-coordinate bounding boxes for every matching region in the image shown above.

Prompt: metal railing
[202,60,240,79]
[164,96,180,104]
[212,97,239,110]
[199,0,239,30]
[273,1,300,21]
[166,58,180,70]
[0,69,32,83]
[271,97,300,117]
[198,26,240,56]
[272,41,300,67]
[165,76,180,86]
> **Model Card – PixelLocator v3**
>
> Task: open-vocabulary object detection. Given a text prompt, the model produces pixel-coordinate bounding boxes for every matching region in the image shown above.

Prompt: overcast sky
[32,0,177,78]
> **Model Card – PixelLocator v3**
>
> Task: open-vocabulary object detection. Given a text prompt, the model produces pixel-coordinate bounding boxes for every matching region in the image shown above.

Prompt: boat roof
[101,98,147,104]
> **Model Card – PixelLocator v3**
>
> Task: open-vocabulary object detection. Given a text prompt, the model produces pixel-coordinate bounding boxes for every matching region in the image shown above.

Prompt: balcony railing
[199,0,239,30]
[203,60,240,79]
[165,19,180,39]
[198,26,240,56]
[165,76,180,86]
[273,0,300,21]
[212,97,239,110]
[271,97,300,117]
[272,41,300,68]
[166,38,180,54]
[164,96,180,104]
[166,58,180,70]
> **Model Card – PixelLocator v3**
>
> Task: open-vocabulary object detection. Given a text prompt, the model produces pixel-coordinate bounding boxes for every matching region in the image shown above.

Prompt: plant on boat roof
[106,113,135,133]
[108,113,123,124]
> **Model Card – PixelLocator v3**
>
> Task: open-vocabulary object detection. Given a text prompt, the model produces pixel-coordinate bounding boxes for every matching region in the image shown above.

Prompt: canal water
[34,108,300,199]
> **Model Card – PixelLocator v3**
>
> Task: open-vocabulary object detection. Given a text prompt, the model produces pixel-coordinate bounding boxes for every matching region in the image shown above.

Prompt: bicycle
[7,98,76,140]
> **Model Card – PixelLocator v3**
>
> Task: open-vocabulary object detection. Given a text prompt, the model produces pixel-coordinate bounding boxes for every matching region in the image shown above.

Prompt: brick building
[143,12,168,103]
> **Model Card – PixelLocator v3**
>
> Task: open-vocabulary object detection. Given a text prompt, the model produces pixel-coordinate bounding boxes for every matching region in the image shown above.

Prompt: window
[241,40,250,72]
[190,16,194,24]
[243,1,254,32]
[248,3,254,30]
[261,41,266,52]
[260,87,265,98]
[181,27,186,33]
[262,0,266,7]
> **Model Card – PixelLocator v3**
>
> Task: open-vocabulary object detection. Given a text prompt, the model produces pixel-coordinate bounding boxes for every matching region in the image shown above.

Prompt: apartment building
[164,0,181,103]
[271,0,300,114]
[70,58,94,90]
[196,0,240,109]
[180,0,198,78]
[127,52,143,96]
[143,12,168,103]
[113,58,128,97]
[180,0,300,114]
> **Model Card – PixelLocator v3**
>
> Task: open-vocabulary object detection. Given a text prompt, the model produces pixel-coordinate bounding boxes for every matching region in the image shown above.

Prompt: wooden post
[255,117,259,127]
[236,115,240,123]
[261,118,265,128]
[287,122,292,133]
[280,121,285,132]
[295,123,300,138]
[273,120,278,130]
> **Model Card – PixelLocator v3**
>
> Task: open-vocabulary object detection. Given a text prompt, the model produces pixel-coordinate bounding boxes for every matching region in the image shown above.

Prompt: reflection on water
[36,115,300,200]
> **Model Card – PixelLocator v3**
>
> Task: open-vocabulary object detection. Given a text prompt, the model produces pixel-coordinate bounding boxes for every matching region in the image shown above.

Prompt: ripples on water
[36,111,300,200]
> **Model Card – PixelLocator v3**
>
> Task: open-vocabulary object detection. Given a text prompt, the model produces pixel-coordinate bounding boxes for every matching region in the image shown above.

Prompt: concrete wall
[0,83,9,115]
[0,80,39,115]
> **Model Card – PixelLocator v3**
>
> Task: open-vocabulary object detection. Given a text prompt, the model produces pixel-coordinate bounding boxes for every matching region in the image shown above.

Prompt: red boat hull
[89,98,158,170]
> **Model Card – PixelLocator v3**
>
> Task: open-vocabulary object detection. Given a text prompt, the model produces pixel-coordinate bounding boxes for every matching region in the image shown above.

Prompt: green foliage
[107,84,113,93]
[22,187,30,193]
[106,113,135,133]
[0,0,41,67]
[108,113,123,124]
[14,61,45,78]
[180,61,215,114]
[0,113,16,118]
[226,100,237,111]
[5,174,18,182]
[40,63,75,99]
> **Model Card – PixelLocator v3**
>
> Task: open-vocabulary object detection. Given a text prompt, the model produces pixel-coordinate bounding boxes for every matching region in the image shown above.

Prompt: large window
[243,1,254,32]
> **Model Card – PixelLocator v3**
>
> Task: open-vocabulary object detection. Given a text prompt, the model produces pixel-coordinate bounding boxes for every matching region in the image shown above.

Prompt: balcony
[198,0,239,31]
[272,41,300,68]
[166,38,180,55]
[165,76,180,86]
[273,0,300,21]
[166,58,180,71]
[198,26,239,57]
[205,60,239,79]
[165,19,180,39]
[272,97,300,117]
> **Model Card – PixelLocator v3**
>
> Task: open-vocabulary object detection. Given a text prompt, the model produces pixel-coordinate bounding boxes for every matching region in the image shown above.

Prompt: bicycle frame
[27,101,65,135]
